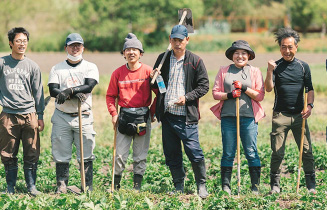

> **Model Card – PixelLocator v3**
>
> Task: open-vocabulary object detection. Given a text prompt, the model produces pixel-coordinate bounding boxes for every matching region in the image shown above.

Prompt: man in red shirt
[106,33,156,191]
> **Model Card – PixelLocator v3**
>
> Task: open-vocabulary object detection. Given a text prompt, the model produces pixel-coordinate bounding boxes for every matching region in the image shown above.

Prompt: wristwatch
[308,103,314,109]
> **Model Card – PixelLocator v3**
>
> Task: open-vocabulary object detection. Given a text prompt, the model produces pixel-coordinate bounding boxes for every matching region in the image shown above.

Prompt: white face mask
[67,52,83,62]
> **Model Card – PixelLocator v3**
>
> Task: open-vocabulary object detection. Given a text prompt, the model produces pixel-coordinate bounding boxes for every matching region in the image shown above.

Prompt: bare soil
[0,52,325,75]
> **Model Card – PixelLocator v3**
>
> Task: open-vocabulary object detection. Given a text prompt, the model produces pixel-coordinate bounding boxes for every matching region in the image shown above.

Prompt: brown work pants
[0,112,40,165]
[270,111,315,174]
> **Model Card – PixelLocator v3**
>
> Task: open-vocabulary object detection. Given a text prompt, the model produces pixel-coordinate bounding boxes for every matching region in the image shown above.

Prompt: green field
[0,64,327,209]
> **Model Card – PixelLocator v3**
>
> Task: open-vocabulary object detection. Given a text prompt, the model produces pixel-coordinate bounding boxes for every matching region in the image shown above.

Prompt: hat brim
[225,46,255,61]
[66,41,84,46]
[170,34,186,40]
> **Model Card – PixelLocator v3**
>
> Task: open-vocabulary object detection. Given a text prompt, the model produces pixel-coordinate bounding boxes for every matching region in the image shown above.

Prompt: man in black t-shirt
[265,28,316,194]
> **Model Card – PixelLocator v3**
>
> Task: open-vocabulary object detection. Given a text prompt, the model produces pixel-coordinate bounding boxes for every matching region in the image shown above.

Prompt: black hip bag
[118,107,149,136]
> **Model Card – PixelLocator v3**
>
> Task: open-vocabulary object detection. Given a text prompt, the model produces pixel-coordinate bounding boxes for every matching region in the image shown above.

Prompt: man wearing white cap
[106,33,156,191]
[48,33,99,193]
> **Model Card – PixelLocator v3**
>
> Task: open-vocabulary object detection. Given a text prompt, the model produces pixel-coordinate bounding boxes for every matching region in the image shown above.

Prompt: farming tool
[150,8,194,85]
[67,100,86,195]
[236,97,241,196]
[110,99,119,193]
[296,87,308,193]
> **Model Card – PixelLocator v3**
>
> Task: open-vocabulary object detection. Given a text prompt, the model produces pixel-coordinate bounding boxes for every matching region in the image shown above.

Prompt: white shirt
[48,60,99,113]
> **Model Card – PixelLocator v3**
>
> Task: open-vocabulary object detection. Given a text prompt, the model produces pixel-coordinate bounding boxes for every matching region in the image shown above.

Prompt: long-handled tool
[296,88,308,193]
[78,100,86,192]
[236,97,241,196]
[111,99,119,193]
[150,8,194,85]
[67,100,86,195]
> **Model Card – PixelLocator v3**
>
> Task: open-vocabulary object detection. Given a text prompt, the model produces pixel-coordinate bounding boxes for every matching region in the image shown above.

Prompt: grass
[0,64,327,209]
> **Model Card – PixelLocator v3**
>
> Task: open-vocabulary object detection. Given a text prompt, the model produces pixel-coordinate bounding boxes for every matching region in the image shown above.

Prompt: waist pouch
[118,107,149,136]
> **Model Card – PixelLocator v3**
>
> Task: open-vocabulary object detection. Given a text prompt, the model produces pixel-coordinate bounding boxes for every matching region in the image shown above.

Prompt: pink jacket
[210,65,265,122]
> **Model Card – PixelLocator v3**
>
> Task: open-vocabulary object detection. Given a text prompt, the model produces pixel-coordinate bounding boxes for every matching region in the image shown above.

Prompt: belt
[57,108,90,117]
[68,111,90,117]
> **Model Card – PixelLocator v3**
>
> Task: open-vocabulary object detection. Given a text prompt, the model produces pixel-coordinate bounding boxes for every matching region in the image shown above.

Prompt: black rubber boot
[269,172,281,194]
[249,166,261,194]
[221,166,232,195]
[84,161,93,192]
[305,171,316,194]
[133,174,143,192]
[191,160,209,199]
[114,175,122,190]
[169,167,185,193]
[4,164,18,194]
[24,162,41,196]
[56,162,69,194]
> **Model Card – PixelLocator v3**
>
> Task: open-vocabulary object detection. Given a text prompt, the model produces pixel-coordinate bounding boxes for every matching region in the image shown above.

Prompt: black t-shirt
[273,58,313,114]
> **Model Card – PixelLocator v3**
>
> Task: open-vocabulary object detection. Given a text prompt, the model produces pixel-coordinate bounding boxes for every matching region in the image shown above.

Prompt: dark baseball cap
[170,25,188,40]
[65,33,84,45]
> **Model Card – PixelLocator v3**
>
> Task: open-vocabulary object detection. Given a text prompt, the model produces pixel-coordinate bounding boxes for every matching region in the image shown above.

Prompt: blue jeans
[162,113,204,169]
[221,117,260,167]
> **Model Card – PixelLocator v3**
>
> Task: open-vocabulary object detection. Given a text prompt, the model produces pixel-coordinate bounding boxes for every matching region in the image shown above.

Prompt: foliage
[288,0,315,35]
[74,0,204,51]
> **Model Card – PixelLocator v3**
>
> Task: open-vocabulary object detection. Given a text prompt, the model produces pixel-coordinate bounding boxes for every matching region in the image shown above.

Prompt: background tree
[287,0,315,35]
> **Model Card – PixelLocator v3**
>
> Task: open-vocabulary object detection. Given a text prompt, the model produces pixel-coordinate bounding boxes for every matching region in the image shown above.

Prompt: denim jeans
[162,113,204,169]
[221,117,260,167]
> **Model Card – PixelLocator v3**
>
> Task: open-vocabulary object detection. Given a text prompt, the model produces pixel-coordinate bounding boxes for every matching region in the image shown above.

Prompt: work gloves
[75,93,87,103]
[227,89,241,99]
[56,88,73,104]
[233,81,247,92]
[56,88,87,104]
[227,81,247,99]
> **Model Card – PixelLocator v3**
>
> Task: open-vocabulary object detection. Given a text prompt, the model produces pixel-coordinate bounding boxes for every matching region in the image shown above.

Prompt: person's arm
[212,67,230,101]
[70,78,98,94]
[53,78,98,104]
[265,60,276,92]
[302,90,314,119]
[31,68,45,121]
[106,71,120,128]
[31,67,45,131]
[302,64,315,119]
[184,58,209,102]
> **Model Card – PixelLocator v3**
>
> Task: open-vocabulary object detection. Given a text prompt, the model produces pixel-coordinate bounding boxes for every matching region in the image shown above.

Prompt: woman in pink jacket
[210,40,265,195]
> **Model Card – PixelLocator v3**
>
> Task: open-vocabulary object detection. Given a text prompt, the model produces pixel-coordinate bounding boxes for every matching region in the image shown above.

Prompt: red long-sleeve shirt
[106,63,156,117]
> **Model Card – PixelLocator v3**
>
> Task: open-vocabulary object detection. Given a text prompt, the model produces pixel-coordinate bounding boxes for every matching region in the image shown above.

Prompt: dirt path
[1,52,325,75]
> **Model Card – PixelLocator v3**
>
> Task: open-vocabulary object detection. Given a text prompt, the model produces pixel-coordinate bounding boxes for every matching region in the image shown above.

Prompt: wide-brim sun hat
[225,40,255,60]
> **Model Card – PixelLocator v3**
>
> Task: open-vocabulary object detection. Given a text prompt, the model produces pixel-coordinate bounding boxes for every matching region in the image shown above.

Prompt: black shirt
[273,58,313,114]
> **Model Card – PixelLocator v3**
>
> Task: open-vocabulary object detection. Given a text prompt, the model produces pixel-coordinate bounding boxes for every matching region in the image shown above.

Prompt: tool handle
[236,97,241,196]
[296,88,308,193]
[150,44,171,85]
[111,99,119,192]
[78,100,86,192]
[150,10,188,85]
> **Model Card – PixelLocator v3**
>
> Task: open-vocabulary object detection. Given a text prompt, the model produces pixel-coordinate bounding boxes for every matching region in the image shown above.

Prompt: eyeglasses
[14,39,28,44]
[68,43,83,48]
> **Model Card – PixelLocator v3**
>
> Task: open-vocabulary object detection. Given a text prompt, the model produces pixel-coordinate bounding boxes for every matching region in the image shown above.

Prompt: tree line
[0,0,326,52]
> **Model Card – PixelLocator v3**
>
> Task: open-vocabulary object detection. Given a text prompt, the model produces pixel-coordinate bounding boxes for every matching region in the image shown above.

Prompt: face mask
[67,52,83,62]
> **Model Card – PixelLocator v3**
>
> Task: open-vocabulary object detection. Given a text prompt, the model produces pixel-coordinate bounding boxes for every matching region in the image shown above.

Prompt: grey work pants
[51,109,96,163]
[114,118,151,176]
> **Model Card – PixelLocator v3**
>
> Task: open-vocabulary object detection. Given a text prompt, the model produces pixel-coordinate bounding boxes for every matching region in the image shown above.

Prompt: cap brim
[66,41,84,46]
[170,34,186,40]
